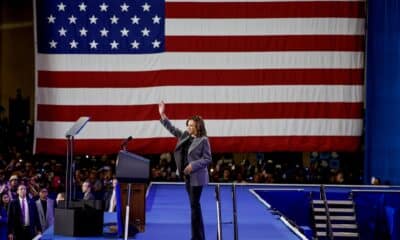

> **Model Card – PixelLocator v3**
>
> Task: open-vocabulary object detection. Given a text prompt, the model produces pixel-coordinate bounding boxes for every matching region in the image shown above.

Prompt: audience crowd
[150,152,364,185]
[0,112,365,238]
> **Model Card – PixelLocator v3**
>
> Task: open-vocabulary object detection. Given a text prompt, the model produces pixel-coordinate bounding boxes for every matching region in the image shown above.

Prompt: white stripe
[37,52,364,71]
[37,85,363,105]
[249,189,271,209]
[280,216,309,240]
[35,119,363,139]
[166,0,364,2]
[166,18,364,36]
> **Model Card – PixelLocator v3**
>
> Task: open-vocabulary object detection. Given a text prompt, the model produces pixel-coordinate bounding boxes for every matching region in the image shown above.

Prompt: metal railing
[232,184,238,240]
[320,184,334,240]
[215,184,223,240]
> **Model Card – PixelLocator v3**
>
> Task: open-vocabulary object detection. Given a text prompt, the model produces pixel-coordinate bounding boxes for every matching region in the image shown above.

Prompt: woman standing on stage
[159,101,212,240]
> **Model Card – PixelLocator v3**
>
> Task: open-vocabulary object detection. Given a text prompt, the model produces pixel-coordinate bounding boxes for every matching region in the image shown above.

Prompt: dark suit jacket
[161,118,212,186]
[83,192,95,200]
[8,198,42,237]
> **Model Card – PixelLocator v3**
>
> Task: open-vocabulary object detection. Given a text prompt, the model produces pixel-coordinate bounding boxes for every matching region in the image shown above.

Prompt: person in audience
[159,101,212,240]
[88,169,103,199]
[104,178,118,212]
[233,172,246,183]
[8,175,19,200]
[8,184,42,240]
[371,176,381,185]
[333,170,345,184]
[28,175,41,199]
[101,166,113,185]
[55,192,65,206]
[0,192,10,211]
[0,170,7,194]
[35,187,54,231]
[81,180,95,200]
[220,168,232,182]
[0,192,10,240]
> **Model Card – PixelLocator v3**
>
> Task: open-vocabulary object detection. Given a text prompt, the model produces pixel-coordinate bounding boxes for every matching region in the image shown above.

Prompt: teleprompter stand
[54,117,104,237]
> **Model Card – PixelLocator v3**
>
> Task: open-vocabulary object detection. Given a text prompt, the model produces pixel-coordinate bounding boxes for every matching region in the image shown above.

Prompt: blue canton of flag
[36,0,165,53]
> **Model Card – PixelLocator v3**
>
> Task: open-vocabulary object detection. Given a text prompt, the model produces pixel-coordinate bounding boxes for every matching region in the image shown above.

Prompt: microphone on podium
[120,136,133,150]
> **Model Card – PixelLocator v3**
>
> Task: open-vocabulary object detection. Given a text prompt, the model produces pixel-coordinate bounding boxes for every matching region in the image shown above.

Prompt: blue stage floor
[41,183,303,240]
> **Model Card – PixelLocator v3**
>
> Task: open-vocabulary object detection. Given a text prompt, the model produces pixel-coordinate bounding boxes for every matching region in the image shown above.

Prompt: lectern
[116,150,150,238]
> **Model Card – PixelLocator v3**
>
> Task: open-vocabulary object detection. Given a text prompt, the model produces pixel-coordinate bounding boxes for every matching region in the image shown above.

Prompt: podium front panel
[120,183,146,232]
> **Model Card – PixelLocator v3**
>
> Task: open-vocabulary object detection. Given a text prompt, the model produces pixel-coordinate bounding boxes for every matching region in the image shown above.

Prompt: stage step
[313,207,354,213]
[316,231,359,238]
[314,215,356,221]
[312,197,359,239]
[316,223,358,229]
[313,200,353,205]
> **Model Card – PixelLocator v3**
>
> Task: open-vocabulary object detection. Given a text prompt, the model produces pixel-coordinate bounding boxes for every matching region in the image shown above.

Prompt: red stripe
[165,36,364,52]
[165,2,365,18]
[35,136,361,155]
[37,103,363,121]
[38,69,364,88]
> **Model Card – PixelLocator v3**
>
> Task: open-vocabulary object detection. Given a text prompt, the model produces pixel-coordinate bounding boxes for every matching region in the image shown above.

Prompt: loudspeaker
[54,206,103,236]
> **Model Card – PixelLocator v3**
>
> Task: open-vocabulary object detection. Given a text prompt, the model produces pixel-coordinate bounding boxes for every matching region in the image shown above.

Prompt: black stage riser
[54,207,103,236]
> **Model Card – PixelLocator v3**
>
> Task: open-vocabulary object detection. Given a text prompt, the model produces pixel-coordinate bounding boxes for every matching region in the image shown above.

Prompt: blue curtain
[365,0,400,185]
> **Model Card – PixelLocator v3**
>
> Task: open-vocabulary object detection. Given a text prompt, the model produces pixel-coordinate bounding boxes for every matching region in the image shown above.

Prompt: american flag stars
[99,3,108,12]
[120,3,129,12]
[38,0,165,53]
[131,15,140,25]
[57,2,66,11]
[47,15,56,23]
[78,2,87,11]
[79,27,88,36]
[89,40,98,49]
[68,15,77,24]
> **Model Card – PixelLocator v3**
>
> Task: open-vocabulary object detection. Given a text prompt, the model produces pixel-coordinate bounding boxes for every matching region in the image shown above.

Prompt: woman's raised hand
[159,101,166,119]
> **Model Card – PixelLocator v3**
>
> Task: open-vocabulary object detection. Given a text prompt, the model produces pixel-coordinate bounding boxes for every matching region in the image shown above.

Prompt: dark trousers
[15,226,33,240]
[185,178,205,240]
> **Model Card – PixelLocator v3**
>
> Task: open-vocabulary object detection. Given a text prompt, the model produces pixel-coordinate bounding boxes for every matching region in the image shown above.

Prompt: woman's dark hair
[186,115,207,137]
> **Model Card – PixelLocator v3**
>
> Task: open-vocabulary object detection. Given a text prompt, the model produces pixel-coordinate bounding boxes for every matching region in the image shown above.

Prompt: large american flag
[34,0,365,155]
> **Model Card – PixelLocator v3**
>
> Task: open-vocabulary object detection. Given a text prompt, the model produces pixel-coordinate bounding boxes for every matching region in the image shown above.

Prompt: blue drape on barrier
[353,192,400,240]
[365,0,400,185]
[255,188,400,240]
[254,190,312,227]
